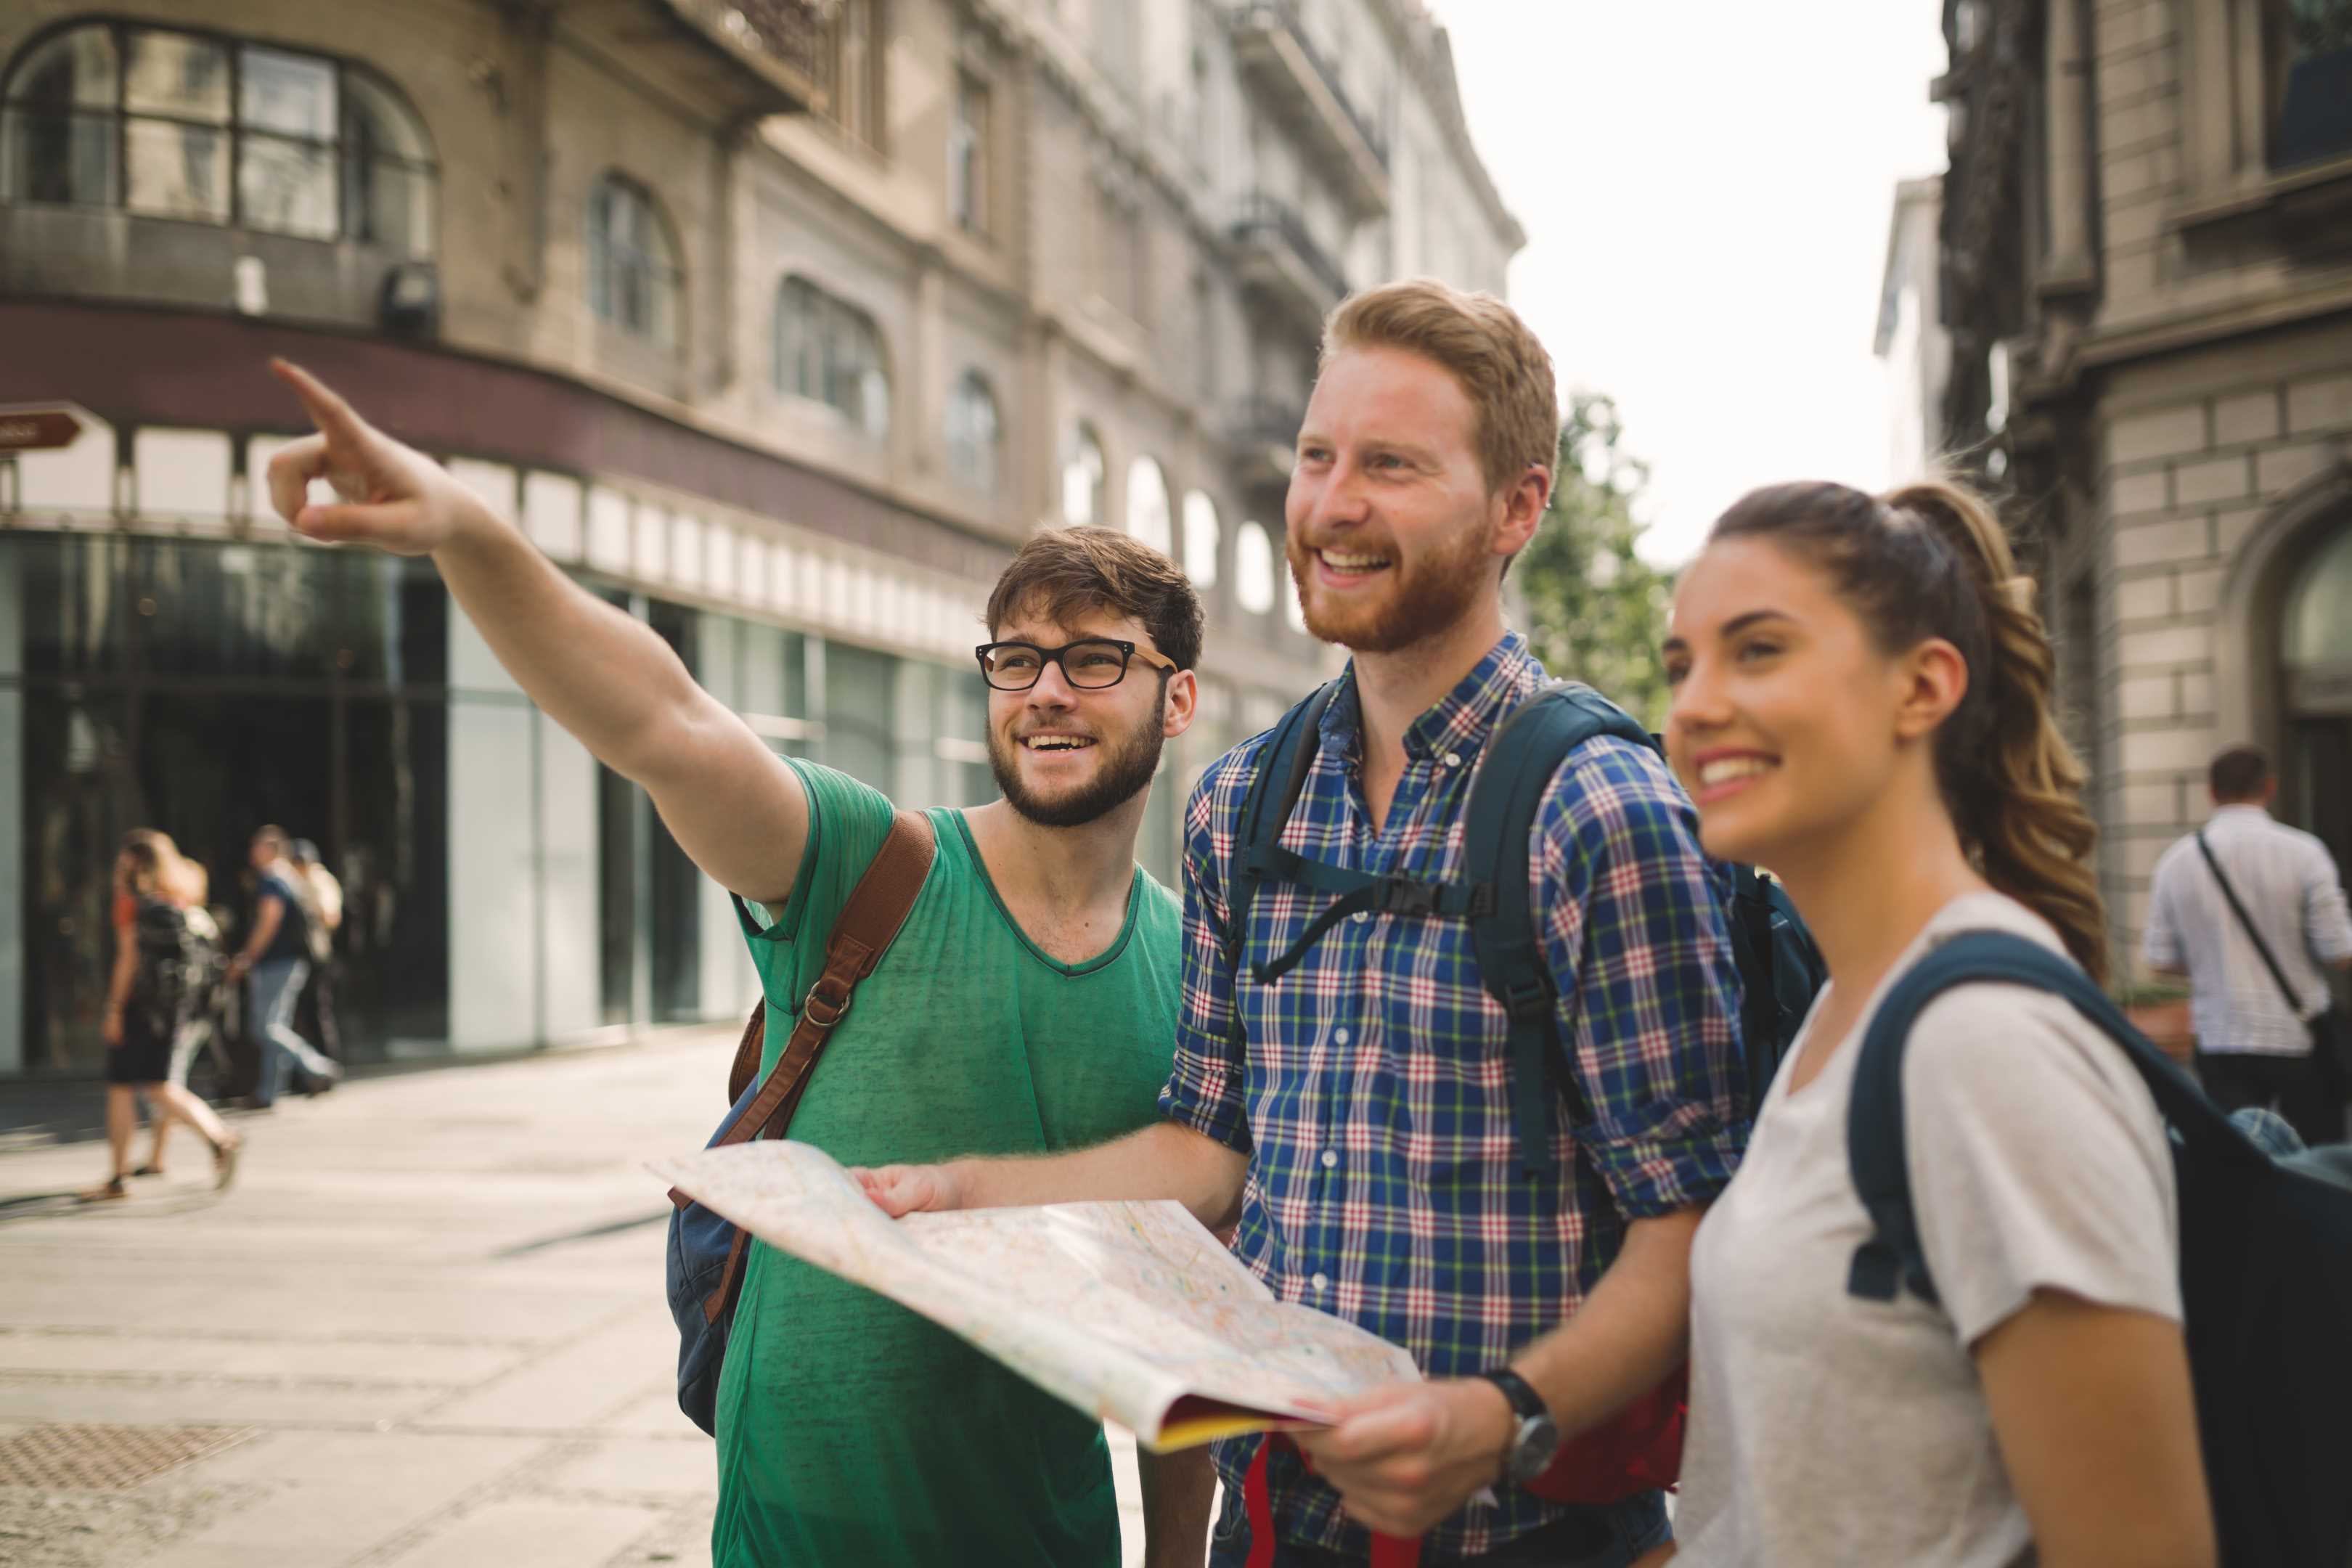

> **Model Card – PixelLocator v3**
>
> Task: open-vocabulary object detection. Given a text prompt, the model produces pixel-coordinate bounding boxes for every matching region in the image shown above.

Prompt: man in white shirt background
[2144,746,2352,1146]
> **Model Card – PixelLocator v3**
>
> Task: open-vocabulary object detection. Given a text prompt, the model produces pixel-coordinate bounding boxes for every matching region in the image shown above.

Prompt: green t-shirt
[711,759,1183,1568]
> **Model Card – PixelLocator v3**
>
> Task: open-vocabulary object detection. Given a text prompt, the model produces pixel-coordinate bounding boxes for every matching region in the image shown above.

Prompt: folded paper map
[650,1140,1421,1451]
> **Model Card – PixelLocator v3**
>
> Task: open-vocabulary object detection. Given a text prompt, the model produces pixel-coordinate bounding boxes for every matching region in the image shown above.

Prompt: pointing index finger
[269,358,365,440]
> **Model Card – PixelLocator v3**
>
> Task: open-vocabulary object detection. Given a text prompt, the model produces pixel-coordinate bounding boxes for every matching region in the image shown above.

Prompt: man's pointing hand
[265,359,480,555]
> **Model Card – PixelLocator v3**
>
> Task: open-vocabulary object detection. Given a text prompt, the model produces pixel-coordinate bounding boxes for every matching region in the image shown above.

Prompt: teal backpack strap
[1224,683,1339,1035]
[1463,685,1657,1176]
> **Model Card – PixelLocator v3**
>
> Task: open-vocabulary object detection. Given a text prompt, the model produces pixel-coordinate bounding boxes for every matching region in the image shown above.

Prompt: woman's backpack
[129,897,211,1034]
[1845,930,2352,1566]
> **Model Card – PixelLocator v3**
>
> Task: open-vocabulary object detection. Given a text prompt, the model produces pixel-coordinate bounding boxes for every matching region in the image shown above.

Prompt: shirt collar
[1319,631,1540,762]
[2210,803,2274,823]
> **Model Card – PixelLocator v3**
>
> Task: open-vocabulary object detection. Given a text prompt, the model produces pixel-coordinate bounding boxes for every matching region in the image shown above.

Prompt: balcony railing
[1225,396,1304,486]
[1230,1,1389,216]
[653,0,829,113]
[1230,194,1349,324]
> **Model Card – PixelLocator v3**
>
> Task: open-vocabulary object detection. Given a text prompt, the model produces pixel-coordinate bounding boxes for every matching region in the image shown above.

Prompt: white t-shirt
[1673,891,2181,1567]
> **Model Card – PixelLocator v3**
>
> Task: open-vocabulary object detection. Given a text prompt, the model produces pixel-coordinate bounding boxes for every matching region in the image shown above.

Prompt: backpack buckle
[1375,877,1445,918]
[801,976,854,1029]
[1498,974,1553,1023]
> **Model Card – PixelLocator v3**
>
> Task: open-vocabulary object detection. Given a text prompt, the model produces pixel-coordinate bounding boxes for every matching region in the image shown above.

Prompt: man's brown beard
[1287,518,1497,655]
[987,688,1169,828]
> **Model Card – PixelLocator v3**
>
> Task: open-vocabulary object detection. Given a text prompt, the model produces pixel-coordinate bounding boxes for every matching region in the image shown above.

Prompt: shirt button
[1442,751,1463,767]
[1352,910,1371,924]
[1320,1148,1339,1169]
[1311,1272,1330,1293]
[1334,1027,1351,1045]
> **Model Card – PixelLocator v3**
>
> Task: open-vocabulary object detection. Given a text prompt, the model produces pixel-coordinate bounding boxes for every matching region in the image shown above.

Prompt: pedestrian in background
[1659,480,2213,1565]
[2144,746,2352,1147]
[226,826,341,1108]
[118,830,234,1175]
[83,832,242,1201]
[289,838,343,1063]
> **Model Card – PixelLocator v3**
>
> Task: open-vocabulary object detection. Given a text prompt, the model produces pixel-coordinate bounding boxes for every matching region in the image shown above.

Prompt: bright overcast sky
[1430,1,1952,565]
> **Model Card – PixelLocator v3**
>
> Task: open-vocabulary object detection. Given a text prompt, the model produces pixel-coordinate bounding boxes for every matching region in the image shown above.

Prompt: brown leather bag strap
[724,996,768,1106]
[690,808,937,1323]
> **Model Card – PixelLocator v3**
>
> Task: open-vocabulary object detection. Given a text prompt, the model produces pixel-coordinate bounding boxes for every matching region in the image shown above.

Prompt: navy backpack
[1847,930,2352,1566]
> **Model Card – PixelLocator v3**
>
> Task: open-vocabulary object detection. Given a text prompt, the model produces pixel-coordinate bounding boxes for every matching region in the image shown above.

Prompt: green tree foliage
[1516,391,1677,728]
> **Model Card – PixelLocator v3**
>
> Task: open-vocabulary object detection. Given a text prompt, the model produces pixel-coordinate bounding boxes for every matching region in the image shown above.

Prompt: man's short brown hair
[2210,745,2272,803]
[1320,278,1559,497]
[985,526,1204,672]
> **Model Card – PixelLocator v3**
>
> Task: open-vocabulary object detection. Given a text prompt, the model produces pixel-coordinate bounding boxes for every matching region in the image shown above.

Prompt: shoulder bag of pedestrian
[2197,829,2352,1090]
[1845,928,2352,1565]
[663,809,936,1435]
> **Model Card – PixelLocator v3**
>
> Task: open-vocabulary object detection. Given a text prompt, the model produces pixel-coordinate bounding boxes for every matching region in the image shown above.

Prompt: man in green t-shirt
[261,362,1217,1567]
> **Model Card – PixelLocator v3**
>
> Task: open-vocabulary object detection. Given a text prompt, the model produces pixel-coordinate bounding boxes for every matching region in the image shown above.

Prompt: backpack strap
[1463,685,1657,1177]
[1225,681,1339,984]
[1231,679,1495,989]
[1845,928,2264,1307]
[674,808,938,1322]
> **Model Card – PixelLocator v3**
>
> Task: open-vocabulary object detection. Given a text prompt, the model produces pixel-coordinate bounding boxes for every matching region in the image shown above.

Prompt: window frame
[0,17,436,250]
[773,273,891,439]
[587,171,684,351]
[945,368,1001,494]
[948,67,989,235]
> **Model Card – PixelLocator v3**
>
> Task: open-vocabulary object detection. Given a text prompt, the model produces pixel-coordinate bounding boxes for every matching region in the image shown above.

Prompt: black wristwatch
[1476,1367,1561,1487]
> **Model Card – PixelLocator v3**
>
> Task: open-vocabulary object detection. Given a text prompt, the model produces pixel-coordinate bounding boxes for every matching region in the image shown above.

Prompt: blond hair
[1321,278,1559,499]
[1710,478,2108,981]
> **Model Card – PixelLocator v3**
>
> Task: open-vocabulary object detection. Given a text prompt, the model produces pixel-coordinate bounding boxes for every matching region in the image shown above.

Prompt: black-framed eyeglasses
[973,638,1179,692]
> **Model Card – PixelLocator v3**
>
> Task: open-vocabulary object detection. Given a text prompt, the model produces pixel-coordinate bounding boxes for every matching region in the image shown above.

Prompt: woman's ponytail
[1881,481,2107,981]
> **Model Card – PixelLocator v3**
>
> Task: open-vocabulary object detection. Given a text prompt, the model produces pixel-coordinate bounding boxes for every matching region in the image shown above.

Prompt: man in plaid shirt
[865,280,1747,1565]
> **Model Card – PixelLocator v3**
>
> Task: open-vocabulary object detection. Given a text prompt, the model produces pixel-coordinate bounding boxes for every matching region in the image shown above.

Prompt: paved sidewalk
[0,1034,1150,1567]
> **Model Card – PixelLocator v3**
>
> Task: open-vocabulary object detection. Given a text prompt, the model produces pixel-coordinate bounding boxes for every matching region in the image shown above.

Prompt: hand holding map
[650,1140,1421,1451]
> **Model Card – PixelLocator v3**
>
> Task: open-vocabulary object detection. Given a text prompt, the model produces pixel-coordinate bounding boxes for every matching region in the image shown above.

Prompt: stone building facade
[0,0,1523,1077]
[1935,0,2352,967]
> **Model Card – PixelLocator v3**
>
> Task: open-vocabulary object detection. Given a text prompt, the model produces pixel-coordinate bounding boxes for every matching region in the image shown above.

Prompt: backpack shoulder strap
[1225,682,1339,967]
[717,807,938,1122]
[1845,928,2260,1307]
[1464,684,1658,1176]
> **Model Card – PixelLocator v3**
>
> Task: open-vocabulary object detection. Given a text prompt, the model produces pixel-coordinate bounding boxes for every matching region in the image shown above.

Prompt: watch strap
[1477,1366,1548,1424]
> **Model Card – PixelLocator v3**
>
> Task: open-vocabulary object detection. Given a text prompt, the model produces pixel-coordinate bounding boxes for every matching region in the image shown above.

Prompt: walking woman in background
[1655,480,2214,1565]
[85,833,242,1201]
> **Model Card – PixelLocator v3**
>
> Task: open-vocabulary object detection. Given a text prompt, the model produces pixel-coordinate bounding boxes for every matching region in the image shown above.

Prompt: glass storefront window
[822,641,898,788]
[20,534,130,676]
[4,534,451,1077]
[132,539,444,685]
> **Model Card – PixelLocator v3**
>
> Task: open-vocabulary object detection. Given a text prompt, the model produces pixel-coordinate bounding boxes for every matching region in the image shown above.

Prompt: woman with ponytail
[1653,479,2214,1565]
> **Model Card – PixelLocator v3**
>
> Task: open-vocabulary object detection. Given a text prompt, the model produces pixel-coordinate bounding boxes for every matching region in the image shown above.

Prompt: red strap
[1243,1435,1421,1568]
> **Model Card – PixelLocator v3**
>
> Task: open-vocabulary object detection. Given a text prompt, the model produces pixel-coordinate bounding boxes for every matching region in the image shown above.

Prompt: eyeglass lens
[980,640,1131,690]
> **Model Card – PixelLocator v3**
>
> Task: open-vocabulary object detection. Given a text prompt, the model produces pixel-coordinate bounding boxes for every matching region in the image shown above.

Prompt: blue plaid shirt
[1160,633,1747,1560]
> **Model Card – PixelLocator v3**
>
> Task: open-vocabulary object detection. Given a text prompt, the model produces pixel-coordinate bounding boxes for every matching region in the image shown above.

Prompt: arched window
[946,369,1000,494]
[0,21,435,250]
[1126,456,1172,555]
[588,173,680,348]
[1236,520,1277,614]
[2286,525,2352,668]
[775,275,891,438]
[1062,423,1106,527]
[1182,490,1221,587]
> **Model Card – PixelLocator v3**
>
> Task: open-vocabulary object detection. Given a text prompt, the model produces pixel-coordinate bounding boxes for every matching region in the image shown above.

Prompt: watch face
[1506,1414,1561,1487]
